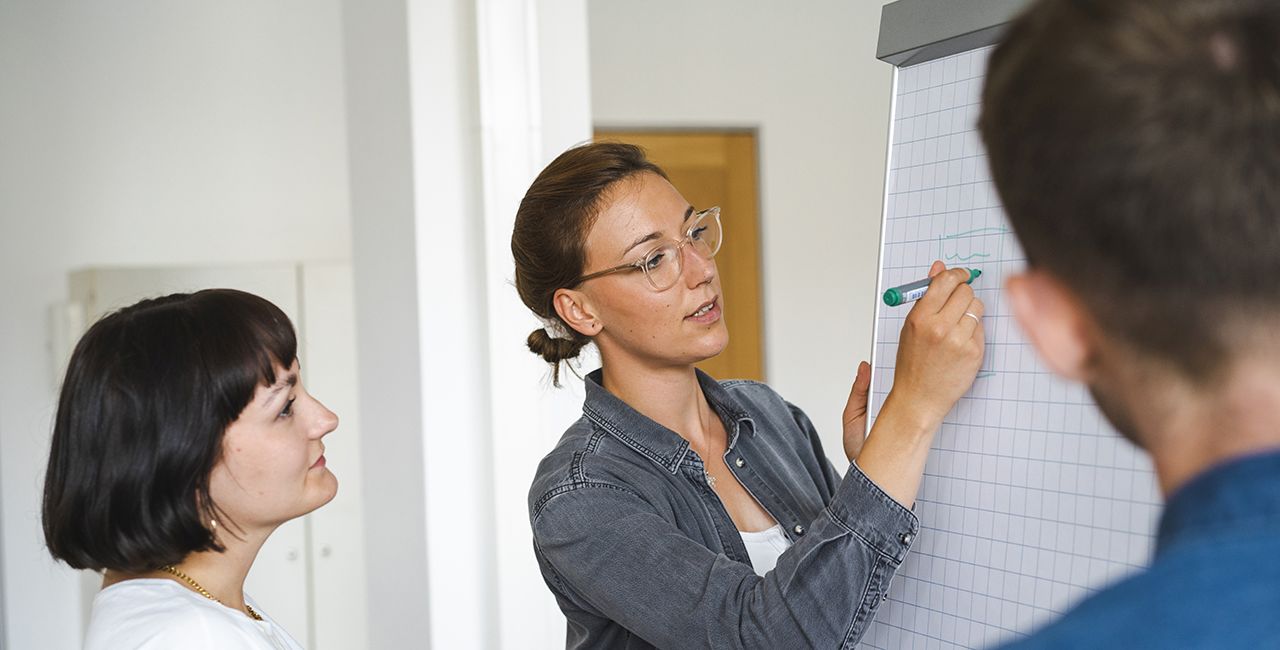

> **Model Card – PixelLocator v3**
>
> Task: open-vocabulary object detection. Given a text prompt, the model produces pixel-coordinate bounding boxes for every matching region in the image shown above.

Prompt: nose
[681,242,716,288]
[312,399,339,439]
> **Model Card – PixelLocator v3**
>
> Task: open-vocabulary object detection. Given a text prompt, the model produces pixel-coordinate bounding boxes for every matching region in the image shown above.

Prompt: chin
[306,472,341,512]
[321,473,340,501]
[689,327,730,364]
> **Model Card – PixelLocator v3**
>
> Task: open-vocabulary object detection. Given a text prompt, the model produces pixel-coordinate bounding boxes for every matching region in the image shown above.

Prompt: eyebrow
[266,372,298,401]
[618,205,695,260]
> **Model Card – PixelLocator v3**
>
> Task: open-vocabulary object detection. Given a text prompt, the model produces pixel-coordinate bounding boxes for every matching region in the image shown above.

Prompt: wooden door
[594,131,765,381]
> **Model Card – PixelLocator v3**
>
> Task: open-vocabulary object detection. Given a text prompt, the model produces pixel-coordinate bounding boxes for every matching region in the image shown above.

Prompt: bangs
[233,294,298,388]
[189,289,299,417]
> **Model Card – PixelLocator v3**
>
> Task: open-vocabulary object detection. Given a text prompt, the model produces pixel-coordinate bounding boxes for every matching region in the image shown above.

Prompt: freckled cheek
[612,295,679,342]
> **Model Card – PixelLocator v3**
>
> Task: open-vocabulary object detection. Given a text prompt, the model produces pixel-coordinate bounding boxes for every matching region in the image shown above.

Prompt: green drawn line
[975,371,996,379]
[945,252,992,262]
[942,226,1009,239]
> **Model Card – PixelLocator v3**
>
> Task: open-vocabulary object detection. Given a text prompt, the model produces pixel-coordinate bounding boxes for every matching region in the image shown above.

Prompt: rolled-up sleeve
[532,462,919,649]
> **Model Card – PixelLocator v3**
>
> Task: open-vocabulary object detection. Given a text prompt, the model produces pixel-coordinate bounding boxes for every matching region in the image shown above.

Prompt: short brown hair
[980,0,1280,378]
[511,142,667,384]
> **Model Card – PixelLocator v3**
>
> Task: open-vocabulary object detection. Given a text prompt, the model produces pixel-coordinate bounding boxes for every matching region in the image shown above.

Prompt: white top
[84,579,303,650]
[739,524,793,576]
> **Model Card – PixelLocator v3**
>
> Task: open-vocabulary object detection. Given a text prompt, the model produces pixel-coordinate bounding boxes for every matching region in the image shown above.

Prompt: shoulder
[527,416,648,519]
[717,378,785,406]
[1001,572,1167,648]
[719,378,806,417]
[85,580,300,650]
[86,580,216,645]
[1006,542,1280,648]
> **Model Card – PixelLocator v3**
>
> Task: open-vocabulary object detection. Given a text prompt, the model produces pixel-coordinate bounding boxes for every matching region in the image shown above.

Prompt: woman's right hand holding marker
[855,260,985,507]
[890,260,986,428]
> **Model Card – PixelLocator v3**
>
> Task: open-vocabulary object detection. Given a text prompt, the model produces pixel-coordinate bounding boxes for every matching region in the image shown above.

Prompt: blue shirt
[528,369,919,649]
[1002,449,1280,648]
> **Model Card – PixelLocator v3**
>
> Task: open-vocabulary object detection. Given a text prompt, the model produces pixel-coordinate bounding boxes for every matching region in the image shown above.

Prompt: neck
[600,357,715,447]
[1129,357,1280,496]
[103,523,274,614]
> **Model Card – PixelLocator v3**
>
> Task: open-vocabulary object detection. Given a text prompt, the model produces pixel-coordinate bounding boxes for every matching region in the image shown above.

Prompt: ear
[552,288,601,337]
[1005,270,1097,382]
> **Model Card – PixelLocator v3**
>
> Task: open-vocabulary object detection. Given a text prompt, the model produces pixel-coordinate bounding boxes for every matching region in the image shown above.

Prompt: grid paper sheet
[864,46,1163,649]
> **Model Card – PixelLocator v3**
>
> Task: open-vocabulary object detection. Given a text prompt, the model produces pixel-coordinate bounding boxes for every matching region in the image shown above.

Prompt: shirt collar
[581,368,756,474]
[1155,448,1280,557]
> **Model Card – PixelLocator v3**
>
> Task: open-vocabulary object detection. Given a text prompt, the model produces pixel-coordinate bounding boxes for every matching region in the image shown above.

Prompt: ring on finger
[963,311,981,323]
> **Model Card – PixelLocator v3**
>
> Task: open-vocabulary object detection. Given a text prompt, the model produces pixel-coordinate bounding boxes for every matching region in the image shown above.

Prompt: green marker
[883,268,982,306]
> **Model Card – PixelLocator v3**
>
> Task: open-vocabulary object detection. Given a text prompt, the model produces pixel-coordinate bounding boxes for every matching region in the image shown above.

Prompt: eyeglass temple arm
[572,260,642,286]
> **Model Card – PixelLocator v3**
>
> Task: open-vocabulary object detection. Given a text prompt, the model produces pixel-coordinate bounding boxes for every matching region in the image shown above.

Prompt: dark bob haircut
[43,288,297,573]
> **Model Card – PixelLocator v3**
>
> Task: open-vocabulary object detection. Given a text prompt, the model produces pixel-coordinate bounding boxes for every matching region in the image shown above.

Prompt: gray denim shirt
[529,369,920,649]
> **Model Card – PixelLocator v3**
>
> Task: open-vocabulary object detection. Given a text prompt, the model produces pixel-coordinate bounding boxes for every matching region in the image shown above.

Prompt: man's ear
[1005,270,1098,382]
[552,288,601,337]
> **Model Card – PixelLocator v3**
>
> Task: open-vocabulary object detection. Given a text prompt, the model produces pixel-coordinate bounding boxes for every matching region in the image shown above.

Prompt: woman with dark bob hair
[43,289,338,649]
[515,142,985,648]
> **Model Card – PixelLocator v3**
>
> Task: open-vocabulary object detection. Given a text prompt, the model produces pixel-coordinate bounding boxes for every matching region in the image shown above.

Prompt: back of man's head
[980,0,1280,381]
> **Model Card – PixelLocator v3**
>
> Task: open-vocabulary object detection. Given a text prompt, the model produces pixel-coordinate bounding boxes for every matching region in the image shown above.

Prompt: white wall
[344,0,590,648]
[588,0,895,462]
[0,1,351,647]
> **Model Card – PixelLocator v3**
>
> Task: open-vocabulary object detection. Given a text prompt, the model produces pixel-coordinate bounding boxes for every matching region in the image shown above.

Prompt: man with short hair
[978,0,1280,646]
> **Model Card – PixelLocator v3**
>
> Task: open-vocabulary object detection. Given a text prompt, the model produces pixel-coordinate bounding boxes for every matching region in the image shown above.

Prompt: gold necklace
[159,565,263,621]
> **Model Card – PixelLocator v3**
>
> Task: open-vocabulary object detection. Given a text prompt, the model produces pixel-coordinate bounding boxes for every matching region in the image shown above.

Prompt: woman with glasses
[513,142,984,648]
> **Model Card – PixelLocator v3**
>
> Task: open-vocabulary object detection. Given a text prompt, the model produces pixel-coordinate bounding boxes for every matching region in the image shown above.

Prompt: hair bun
[527,328,587,385]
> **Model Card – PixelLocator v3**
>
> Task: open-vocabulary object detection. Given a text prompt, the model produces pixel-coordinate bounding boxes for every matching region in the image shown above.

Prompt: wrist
[843,433,865,463]
[876,392,941,441]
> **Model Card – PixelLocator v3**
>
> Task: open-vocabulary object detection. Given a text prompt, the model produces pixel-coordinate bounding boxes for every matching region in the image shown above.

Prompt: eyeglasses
[574,206,723,292]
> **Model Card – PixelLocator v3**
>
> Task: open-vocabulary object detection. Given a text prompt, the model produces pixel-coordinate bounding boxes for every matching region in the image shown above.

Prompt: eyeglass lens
[642,209,722,290]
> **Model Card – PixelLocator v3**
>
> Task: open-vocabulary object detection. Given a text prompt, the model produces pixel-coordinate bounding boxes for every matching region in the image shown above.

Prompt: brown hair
[511,142,667,384]
[980,0,1280,378]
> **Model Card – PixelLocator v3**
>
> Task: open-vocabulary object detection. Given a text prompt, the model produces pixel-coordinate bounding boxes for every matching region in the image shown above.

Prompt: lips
[685,296,721,324]
[311,449,327,469]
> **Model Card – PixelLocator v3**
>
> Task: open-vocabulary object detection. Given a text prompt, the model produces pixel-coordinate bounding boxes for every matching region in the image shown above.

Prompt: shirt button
[793,524,805,536]
[899,532,913,545]
[735,457,745,468]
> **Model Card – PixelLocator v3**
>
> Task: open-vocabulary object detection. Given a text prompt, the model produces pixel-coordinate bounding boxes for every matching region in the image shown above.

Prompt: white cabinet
[67,262,367,649]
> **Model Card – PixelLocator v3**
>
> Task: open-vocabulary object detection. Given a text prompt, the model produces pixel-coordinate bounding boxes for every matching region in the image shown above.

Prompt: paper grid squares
[864,46,1163,649]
